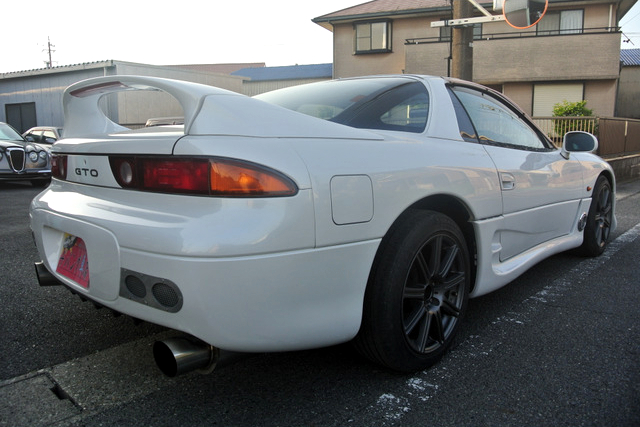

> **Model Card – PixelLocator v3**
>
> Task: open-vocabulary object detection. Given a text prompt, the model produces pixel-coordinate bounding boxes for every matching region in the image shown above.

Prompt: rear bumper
[30,184,379,352]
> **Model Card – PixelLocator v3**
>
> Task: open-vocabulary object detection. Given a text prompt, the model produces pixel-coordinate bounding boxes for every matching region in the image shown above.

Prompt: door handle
[500,172,516,191]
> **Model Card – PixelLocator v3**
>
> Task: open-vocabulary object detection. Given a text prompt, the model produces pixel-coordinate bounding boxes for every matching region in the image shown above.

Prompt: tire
[355,209,470,372]
[578,175,613,257]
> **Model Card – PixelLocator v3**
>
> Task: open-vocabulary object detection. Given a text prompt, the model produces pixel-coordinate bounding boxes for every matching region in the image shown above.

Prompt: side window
[380,91,429,130]
[42,130,58,144]
[23,131,39,142]
[344,81,429,133]
[448,89,479,143]
[451,87,547,150]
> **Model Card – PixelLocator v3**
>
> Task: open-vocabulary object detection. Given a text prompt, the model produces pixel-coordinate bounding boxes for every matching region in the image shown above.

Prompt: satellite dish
[503,0,548,29]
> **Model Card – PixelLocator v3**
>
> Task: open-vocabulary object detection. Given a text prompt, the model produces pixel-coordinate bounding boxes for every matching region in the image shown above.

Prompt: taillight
[109,156,297,197]
[51,154,68,180]
[143,158,210,194]
[210,159,297,196]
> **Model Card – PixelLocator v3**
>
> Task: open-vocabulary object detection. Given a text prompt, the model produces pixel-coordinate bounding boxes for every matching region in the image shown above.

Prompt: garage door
[533,83,584,117]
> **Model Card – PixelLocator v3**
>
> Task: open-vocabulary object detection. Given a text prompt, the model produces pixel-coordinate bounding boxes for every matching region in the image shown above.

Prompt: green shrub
[552,100,593,117]
[552,100,596,135]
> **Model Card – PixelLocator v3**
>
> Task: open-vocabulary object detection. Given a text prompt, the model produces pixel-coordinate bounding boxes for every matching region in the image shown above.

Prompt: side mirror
[561,131,598,159]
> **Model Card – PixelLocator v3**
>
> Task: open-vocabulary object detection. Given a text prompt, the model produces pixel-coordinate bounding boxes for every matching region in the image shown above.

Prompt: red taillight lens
[108,156,297,197]
[51,154,68,180]
[142,158,210,194]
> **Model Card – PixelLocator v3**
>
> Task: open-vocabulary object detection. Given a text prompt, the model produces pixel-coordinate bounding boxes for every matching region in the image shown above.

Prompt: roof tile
[621,49,640,66]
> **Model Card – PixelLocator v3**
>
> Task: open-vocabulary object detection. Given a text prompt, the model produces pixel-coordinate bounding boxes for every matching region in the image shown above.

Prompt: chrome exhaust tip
[35,261,63,286]
[153,336,219,377]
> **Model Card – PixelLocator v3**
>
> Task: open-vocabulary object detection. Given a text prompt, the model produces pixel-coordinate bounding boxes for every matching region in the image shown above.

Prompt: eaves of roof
[313,0,494,29]
[0,60,117,79]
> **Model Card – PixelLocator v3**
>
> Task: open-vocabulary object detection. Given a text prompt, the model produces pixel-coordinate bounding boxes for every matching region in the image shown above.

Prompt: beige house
[313,0,637,117]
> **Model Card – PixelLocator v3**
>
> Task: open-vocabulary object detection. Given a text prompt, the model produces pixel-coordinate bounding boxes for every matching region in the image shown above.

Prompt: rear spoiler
[63,76,237,138]
[63,75,383,141]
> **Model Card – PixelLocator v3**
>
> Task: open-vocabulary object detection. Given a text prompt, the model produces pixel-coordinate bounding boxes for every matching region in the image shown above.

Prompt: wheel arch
[371,194,479,293]
[598,169,615,191]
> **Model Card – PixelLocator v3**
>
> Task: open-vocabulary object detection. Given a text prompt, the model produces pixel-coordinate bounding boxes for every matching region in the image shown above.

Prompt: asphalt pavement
[0,178,639,427]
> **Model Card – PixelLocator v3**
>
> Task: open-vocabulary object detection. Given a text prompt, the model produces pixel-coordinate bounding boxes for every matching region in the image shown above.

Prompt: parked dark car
[0,122,51,186]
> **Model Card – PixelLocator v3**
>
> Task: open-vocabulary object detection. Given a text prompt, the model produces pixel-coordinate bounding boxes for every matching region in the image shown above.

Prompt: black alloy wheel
[402,231,466,354]
[355,209,470,372]
[579,175,613,256]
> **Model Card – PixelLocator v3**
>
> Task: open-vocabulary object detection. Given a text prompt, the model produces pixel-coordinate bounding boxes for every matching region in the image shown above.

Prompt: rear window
[256,78,429,133]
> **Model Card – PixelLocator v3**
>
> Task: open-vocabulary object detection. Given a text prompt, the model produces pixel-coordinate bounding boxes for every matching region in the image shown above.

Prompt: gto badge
[75,168,99,177]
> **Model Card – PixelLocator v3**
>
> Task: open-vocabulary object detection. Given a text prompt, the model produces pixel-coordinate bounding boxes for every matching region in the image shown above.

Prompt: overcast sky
[2,0,639,74]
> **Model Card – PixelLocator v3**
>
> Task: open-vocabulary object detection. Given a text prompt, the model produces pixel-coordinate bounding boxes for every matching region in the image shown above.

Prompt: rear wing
[63,75,383,140]
[63,76,237,138]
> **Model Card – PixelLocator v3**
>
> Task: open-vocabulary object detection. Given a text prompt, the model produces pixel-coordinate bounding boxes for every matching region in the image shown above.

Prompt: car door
[450,85,585,261]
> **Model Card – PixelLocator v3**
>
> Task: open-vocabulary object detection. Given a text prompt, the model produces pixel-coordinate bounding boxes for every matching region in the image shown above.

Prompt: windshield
[0,123,25,142]
[256,77,430,133]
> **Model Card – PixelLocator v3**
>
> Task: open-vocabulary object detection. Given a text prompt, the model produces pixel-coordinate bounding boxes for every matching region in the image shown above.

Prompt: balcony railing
[406,26,619,45]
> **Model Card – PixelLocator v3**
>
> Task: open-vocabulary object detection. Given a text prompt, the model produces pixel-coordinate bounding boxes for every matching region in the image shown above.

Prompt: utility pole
[433,0,547,81]
[451,1,474,80]
[44,37,55,68]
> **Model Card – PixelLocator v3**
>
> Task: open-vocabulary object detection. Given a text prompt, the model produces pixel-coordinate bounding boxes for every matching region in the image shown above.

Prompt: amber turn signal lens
[211,159,297,196]
[210,160,297,196]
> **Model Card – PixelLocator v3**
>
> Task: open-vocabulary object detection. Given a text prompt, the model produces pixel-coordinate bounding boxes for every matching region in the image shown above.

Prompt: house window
[439,24,483,42]
[355,21,391,53]
[537,10,583,35]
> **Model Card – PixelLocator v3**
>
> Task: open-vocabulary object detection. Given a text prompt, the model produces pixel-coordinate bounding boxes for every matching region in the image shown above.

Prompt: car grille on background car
[7,147,25,172]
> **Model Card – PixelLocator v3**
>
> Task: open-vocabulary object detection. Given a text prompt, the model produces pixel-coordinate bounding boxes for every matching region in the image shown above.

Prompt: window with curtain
[355,21,391,53]
[537,10,583,35]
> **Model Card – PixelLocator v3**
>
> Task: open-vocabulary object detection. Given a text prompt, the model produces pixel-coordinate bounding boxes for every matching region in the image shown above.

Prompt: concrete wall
[584,79,618,117]
[404,31,621,83]
[617,66,640,119]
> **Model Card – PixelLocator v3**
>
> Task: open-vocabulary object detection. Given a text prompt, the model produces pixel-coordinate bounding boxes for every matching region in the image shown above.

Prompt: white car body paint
[30,75,616,353]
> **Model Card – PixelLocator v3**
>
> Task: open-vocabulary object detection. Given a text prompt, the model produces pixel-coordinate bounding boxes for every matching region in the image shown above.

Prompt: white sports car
[31,75,615,376]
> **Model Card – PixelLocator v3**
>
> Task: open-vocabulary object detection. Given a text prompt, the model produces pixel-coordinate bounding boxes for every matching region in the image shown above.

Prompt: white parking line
[366,221,640,426]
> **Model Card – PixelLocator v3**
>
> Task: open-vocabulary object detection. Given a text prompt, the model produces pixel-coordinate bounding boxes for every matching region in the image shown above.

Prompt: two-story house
[313,0,637,117]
